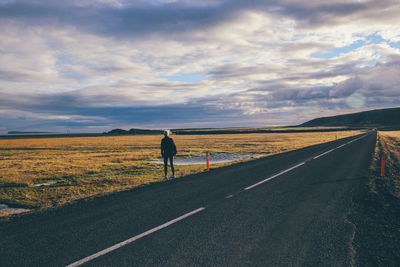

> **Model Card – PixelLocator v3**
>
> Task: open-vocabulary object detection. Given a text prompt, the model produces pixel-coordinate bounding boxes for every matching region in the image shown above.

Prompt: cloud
[330,76,363,98]
[0,0,237,39]
[0,0,400,132]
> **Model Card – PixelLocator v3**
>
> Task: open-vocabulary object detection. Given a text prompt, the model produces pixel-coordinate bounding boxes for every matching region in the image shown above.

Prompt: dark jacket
[161,136,177,157]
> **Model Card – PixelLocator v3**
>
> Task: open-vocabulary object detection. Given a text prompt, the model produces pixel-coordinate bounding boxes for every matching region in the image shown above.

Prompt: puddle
[154,153,263,165]
[0,204,30,215]
[33,181,57,187]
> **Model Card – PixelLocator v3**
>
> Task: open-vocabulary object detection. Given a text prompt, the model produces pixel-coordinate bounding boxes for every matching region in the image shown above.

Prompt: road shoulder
[349,132,400,266]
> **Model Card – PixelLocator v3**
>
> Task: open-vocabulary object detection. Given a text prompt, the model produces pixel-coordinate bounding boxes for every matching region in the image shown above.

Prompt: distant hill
[172,126,350,135]
[104,128,163,135]
[104,126,353,136]
[300,107,400,129]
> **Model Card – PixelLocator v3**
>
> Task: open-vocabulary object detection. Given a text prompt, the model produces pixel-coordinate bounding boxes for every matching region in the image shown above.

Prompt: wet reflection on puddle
[0,204,30,215]
[154,153,262,165]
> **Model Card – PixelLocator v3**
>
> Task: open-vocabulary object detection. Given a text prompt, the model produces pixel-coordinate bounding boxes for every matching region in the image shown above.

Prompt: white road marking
[313,133,369,160]
[244,162,306,191]
[225,195,234,199]
[313,148,335,159]
[243,134,370,191]
[66,207,206,267]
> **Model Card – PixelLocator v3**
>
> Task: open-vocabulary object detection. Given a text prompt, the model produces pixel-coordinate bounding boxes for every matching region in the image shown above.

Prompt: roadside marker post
[206,152,210,171]
[381,156,385,177]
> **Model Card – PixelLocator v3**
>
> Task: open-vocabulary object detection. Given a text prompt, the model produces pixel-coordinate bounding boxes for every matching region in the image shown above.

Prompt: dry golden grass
[372,131,400,198]
[0,130,363,212]
[382,131,400,138]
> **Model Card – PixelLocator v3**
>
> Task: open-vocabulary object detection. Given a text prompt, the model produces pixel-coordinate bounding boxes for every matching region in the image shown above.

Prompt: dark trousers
[163,155,174,176]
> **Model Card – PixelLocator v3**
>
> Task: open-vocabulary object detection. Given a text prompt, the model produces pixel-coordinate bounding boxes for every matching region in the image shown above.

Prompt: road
[0,132,376,266]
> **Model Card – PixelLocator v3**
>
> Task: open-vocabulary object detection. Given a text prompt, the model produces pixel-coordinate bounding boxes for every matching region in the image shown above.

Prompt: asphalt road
[0,132,376,266]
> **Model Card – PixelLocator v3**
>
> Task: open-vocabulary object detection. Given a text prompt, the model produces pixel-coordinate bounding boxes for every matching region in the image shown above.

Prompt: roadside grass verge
[351,131,400,266]
[0,130,363,216]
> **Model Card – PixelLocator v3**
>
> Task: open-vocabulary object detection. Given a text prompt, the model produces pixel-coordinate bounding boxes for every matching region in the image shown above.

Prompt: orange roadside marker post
[380,156,385,177]
[206,152,210,171]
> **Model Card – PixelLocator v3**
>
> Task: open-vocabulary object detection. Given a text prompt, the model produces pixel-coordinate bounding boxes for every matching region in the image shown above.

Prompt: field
[0,130,363,216]
[369,131,400,197]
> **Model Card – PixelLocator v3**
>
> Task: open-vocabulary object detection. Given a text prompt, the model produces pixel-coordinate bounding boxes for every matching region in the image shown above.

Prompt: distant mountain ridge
[301,107,400,129]
[104,126,352,136]
[104,128,163,135]
[102,107,400,136]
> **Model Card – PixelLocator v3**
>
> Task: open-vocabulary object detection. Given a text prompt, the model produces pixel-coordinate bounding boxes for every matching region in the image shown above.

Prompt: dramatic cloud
[0,0,399,132]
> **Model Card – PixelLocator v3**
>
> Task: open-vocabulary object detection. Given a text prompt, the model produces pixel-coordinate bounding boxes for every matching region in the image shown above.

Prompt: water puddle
[33,181,58,187]
[154,153,263,165]
[0,204,30,215]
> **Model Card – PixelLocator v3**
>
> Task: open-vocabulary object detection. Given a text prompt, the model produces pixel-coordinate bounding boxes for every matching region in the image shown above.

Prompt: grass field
[0,130,363,216]
[369,131,400,198]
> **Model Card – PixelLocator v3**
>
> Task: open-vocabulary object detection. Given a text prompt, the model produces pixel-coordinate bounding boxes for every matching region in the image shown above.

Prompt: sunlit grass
[370,131,400,198]
[0,130,363,212]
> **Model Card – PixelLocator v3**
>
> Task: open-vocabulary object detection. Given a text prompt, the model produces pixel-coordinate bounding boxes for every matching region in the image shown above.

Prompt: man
[161,130,177,179]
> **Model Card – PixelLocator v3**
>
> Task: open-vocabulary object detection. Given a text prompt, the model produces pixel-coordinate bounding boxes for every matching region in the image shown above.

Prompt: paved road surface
[0,132,376,266]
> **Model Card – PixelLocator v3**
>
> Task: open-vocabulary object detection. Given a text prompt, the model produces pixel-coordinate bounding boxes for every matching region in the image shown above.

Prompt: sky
[0,0,399,133]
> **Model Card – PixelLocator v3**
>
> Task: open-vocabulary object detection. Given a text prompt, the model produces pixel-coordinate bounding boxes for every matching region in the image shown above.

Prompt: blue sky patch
[389,41,400,48]
[311,33,385,59]
[159,72,207,83]
[55,56,70,66]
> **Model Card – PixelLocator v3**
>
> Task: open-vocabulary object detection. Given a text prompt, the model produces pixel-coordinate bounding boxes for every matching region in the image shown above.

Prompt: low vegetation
[351,131,400,266]
[370,132,400,198]
[0,130,363,216]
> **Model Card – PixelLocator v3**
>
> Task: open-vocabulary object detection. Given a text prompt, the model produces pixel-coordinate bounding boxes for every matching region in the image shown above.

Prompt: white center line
[243,134,370,191]
[313,148,336,159]
[66,207,206,267]
[313,133,369,160]
[244,162,306,191]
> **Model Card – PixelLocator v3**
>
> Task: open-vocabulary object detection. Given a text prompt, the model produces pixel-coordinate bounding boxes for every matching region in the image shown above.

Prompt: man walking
[161,130,177,179]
